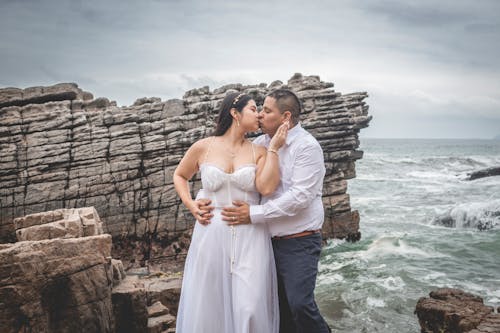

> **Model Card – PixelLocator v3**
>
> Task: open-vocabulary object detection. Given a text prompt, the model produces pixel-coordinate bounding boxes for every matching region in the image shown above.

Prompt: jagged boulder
[0,234,115,333]
[14,206,103,241]
[0,207,130,333]
[415,288,500,333]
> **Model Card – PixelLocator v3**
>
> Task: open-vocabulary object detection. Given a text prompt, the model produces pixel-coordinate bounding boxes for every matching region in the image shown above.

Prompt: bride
[173,92,288,333]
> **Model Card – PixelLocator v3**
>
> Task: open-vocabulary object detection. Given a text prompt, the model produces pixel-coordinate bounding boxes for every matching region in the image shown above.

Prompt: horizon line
[360,137,500,140]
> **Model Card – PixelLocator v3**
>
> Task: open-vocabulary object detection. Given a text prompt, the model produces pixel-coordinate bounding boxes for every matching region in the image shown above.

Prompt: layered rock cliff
[0,73,371,265]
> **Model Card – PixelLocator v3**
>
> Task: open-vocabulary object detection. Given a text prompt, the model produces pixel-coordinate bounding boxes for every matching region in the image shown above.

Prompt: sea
[316,138,500,332]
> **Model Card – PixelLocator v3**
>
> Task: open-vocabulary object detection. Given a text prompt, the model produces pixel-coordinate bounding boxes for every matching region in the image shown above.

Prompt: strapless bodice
[199,163,260,207]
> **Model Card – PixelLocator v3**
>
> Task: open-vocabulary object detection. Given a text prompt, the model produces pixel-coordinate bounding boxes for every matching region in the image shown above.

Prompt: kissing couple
[173,89,331,333]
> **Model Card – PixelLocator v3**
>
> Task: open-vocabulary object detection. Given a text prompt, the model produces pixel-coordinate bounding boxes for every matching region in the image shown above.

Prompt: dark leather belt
[272,229,321,240]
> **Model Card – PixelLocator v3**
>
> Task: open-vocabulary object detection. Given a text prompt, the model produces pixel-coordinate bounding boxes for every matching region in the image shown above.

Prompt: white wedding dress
[176,151,279,332]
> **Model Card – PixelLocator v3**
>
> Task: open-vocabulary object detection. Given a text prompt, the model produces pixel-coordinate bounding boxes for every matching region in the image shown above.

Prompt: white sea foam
[370,156,418,165]
[422,156,489,169]
[362,235,441,259]
[374,276,406,291]
[317,273,344,285]
[367,264,387,270]
[366,297,386,308]
[487,297,500,304]
[422,271,447,282]
[327,238,347,248]
[432,199,500,230]
[458,281,493,295]
[321,250,363,268]
[406,170,458,180]
[490,289,500,297]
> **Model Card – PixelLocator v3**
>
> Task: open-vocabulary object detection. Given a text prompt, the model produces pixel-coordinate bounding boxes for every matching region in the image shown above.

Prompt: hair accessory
[232,93,245,106]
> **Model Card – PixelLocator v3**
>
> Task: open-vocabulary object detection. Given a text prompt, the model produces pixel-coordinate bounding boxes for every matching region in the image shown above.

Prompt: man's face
[259,96,286,137]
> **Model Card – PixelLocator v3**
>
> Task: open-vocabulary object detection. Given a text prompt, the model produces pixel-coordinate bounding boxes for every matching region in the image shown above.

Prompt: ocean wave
[406,170,458,180]
[366,297,386,308]
[316,273,344,285]
[431,200,500,230]
[421,156,490,168]
[366,155,500,176]
[361,234,441,259]
[369,156,418,165]
[371,276,406,291]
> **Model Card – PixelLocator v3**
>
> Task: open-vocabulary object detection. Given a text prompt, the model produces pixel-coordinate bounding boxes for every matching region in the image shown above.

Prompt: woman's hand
[269,121,289,151]
[188,199,214,225]
[254,121,288,196]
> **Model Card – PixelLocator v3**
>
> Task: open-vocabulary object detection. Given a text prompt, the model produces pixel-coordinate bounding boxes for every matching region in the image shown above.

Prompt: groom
[221,89,331,333]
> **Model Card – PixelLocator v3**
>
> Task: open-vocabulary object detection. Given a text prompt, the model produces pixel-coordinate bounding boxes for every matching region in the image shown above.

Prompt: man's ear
[283,111,292,122]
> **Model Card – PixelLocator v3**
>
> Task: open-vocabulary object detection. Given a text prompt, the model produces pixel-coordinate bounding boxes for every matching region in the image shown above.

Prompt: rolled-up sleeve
[250,143,325,224]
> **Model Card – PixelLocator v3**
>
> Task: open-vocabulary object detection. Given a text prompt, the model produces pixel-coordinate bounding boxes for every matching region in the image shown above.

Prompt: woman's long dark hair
[213,92,252,136]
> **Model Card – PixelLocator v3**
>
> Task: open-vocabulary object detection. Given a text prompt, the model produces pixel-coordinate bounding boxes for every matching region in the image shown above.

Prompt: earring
[237,119,240,127]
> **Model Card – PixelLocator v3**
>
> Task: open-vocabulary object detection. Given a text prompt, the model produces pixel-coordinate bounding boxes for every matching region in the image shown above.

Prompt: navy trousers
[272,233,331,333]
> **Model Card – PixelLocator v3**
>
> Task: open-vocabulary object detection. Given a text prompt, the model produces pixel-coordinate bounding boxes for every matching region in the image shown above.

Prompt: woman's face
[237,99,259,132]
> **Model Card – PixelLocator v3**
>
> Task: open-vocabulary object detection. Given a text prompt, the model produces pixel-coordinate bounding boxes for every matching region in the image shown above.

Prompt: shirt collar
[285,122,303,146]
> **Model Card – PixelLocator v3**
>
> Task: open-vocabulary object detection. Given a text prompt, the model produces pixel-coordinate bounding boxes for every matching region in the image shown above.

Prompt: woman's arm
[255,123,288,196]
[173,139,212,224]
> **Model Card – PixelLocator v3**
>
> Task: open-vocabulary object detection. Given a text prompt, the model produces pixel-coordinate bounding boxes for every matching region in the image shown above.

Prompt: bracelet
[268,148,278,155]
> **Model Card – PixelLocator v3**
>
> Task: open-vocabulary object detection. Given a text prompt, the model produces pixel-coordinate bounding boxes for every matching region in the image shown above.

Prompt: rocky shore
[416,288,500,333]
[0,73,371,267]
[0,208,180,333]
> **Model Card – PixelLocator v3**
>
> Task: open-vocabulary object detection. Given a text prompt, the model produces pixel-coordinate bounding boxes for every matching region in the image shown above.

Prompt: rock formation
[466,166,500,180]
[113,274,180,333]
[0,208,116,332]
[415,288,500,333]
[0,207,181,333]
[0,74,371,266]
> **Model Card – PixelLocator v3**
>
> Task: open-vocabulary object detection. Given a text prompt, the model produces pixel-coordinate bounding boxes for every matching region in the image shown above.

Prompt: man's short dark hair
[267,89,301,124]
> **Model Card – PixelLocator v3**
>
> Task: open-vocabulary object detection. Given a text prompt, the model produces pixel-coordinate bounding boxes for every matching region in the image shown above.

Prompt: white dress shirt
[250,123,326,237]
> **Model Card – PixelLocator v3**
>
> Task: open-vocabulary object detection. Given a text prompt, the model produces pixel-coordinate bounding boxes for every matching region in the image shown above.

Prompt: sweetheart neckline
[200,162,256,175]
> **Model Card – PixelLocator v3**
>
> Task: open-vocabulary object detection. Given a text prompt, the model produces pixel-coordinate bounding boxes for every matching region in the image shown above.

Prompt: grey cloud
[465,23,500,34]
[1,0,499,138]
[362,1,472,26]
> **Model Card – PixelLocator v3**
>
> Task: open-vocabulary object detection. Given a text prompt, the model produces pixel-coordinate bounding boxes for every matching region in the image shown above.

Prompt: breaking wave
[432,200,500,230]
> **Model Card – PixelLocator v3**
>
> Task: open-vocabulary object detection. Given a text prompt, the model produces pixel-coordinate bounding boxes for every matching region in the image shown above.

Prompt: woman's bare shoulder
[191,136,215,150]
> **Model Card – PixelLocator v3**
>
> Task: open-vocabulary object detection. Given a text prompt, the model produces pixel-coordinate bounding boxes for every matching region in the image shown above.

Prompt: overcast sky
[1,0,499,139]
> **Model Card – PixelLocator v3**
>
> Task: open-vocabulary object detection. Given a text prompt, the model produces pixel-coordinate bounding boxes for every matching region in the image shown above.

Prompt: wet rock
[415,288,500,333]
[466,166,500,180]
